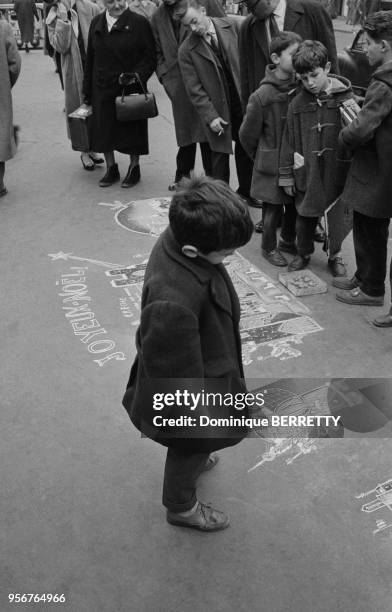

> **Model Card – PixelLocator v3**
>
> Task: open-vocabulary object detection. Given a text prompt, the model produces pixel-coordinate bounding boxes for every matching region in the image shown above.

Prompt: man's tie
[208,33,219,54]
[268,13,279,39]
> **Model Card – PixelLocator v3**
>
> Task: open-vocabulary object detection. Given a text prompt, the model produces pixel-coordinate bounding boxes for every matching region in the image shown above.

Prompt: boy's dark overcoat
[178,17,241,155]
[239,64,295,204]
[279,75,353,217]
[122,227,248,454]
[238,0,338,109]
[339,62,392,219]
[83,9,156,154]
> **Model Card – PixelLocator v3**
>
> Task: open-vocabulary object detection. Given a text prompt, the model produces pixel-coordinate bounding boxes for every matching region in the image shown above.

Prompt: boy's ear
[381,39,392,53]
[325,61,331,74]
[270,52,279,66]
[182,245,199,258]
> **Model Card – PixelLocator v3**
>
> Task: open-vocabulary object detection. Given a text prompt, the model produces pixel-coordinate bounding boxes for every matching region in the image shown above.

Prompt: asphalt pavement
[1,37,392,612]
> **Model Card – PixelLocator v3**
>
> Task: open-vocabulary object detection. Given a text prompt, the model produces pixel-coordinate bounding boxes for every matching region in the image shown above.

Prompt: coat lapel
[284,0,304,32]
[251,18,269,65]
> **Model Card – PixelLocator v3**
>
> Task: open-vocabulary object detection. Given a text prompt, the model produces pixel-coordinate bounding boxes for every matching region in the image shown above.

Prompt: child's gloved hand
[283,185,296,196]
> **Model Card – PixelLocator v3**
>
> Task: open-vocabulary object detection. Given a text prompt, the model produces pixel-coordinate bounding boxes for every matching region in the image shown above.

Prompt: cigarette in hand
[218,130,223,136]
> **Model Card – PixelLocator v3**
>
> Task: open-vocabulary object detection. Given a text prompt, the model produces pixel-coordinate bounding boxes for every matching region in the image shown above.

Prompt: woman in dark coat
[83,0,157,187]
[14,0,39,52]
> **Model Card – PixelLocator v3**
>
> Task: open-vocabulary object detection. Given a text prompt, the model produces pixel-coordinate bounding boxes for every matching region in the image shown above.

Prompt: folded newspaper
[68,105,92,120]
[339,98,361,126]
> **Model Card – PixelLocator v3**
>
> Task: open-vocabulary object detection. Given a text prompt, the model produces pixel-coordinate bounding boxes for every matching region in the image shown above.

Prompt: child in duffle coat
[279,40,355,276]
[239,31,302,268]
[122,176,253,532]
[334,12,392,318]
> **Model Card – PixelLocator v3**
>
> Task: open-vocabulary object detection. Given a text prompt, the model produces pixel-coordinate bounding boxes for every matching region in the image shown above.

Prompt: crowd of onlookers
[1,0,392,327]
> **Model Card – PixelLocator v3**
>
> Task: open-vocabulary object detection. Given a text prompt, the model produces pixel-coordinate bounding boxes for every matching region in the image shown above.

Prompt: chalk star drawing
[48,252,125,269]
[98,197,171,237]
[248,383,337,471]
[356,479,392,535]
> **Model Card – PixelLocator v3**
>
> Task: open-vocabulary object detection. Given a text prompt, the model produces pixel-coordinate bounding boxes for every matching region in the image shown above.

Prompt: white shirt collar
[272,0,286,31]
[106,10,118,32]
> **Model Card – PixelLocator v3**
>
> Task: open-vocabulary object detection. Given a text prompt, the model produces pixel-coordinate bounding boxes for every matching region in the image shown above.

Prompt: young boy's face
[198,249,235,265]
[274,42,300,75]
[298,64,330,96]
[365,33,385,66]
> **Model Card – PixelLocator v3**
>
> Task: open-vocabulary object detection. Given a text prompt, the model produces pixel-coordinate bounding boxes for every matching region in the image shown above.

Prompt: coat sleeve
[340,79,392,150]
[278,104,295,187]
[150,12,166,82]
[178,43,219,127]
[46,6,72,55]
[134,17,157,85]
[239,91,264,160]
[239,18,251,110]
[5,22,21,87]
[82,19,95,104]
[140,301,204,378]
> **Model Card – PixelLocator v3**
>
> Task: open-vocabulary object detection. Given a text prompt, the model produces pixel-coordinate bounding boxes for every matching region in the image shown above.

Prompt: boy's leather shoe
[122,164,140,188]
[314,222,326,243]
[288,254,310,272]
[262,249,287,267]
[332,275,359,290]
[203,454,219,472]
[336,287,384,306]
[167,502,230,532]
[99,164,120,187]
[373,313,392,327]
[278,238,297,255]
[328,256,347,277]
[254,219,264,233]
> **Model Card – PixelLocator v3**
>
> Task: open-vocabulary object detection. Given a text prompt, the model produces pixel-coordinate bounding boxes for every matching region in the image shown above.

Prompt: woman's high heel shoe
[81,154,95,171]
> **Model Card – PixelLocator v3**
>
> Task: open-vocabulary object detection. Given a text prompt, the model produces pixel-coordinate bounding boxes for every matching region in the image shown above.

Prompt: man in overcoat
[178,0,253,196]
[0,18,21,196]
[238,0,338,110]
[151,0,224,190]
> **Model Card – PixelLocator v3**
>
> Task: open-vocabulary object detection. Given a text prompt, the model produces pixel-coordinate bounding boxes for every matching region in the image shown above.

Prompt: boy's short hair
[364,11,392,46]
[169,176,254,254]
[270,31,302,58]
[292,40,329,74]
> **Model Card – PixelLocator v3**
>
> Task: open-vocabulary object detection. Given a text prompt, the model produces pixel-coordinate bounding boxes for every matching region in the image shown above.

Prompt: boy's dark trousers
[296,215,319,256]
[162,447,209,512]
[352,210,390,297]
[175,142,212,182]
[262,202,297,252]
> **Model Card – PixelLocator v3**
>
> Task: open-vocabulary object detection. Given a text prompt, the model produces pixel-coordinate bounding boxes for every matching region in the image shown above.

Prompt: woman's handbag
[115,72,158,122]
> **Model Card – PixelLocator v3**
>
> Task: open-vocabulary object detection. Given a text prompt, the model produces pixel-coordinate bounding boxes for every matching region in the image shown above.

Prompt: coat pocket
[255,148,278,176]
[350,151,376,186]
[294,166,307,192]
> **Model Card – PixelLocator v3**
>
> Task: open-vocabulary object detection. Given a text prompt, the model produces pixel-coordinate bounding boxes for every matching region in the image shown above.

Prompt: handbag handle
[119,72,148,102]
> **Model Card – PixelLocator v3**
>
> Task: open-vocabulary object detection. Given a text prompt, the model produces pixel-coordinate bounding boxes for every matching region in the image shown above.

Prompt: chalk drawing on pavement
[356,479,392,536]
[105,251,323,364]
[98,197,171,236]
[248,384,334,471]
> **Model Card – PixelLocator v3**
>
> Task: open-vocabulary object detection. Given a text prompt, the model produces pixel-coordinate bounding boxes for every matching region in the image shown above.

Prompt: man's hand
[283,185,296,196]
[209,117,229,135]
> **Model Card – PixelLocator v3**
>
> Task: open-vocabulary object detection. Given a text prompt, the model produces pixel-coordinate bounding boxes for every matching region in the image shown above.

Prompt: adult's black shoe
[122,165,141,188]
[99,164,120,187]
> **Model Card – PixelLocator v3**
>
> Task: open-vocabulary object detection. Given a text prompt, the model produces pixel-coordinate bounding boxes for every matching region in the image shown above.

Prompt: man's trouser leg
[234,139,253,197]
[353,210,389,297]
[162,447,209,513]
[210,151,230,183]
[175,144,197,182]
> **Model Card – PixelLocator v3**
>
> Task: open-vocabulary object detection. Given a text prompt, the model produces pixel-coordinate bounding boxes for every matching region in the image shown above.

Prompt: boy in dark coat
[279,40,354,276]
[240,31,301,267]
[334,12,392,312]
[123,176,253,531]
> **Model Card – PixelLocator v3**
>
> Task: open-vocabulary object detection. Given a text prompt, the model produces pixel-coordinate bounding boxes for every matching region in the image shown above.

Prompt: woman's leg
[99,152,120,187]
[121,154,140,188]
[0,162,6,193]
